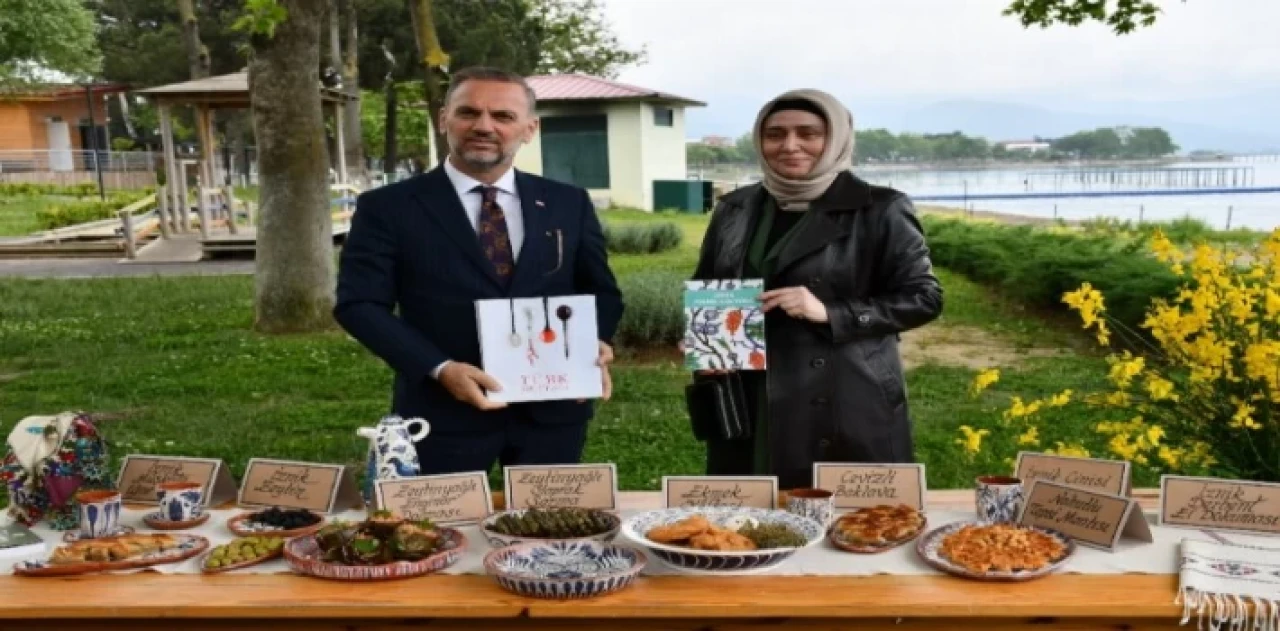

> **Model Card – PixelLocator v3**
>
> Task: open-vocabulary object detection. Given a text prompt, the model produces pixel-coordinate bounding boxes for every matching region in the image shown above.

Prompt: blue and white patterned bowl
[620,507,824,575]
[915,521,1075,582]
[480,509,621,548]
[484,540,645,599]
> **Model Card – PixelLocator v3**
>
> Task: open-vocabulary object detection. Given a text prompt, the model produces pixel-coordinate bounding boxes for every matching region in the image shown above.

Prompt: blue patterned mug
[975,475,1025,524]
[75,489,122,538]
[786,488,835,529]
[156,481,205,522]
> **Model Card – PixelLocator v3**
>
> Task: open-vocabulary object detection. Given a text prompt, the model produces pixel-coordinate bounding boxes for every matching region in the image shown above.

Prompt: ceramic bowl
[480,509,621,548]
[484,540,645,599]
[620,506,824,575]
[283,528,466,581]
[915,521,1075,582]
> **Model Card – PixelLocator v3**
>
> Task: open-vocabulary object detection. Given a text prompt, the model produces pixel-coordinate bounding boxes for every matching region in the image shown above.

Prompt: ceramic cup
[975,475,1025,524]
[75,489,122,538]
[786,488,835,529]
[156,481,205,522]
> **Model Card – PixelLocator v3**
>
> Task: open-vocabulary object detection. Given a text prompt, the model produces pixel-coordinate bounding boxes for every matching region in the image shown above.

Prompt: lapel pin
[535,200,545,207]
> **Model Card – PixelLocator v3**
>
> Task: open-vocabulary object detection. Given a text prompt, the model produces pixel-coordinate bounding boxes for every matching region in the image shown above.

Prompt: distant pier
[913,186,1280,203]
[1018,166,1255,190]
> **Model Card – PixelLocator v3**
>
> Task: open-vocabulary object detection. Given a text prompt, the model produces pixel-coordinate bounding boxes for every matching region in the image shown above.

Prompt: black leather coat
[692,171,944,488]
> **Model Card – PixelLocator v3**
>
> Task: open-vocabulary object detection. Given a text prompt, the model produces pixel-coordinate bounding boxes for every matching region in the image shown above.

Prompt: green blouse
[741,196,812,474]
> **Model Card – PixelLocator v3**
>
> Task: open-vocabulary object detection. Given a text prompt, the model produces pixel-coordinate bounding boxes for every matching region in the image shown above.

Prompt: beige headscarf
[753,88,855,210]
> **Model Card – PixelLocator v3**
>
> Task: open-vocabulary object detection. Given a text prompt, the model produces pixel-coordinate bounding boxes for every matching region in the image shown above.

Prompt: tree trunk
[407,0,449,166]
[384,80,398,179]
[248,0,334,334]
[340,0,365,181]
[177,0,210,79]
[328,0,342,70]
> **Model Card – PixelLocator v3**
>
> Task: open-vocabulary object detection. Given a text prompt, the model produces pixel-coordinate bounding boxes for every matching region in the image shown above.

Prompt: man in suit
[334,66,624,475]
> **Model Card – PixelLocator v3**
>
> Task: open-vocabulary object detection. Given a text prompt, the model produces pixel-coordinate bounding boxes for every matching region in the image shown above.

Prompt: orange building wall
[0,102,35,152]
[0,96,112,152]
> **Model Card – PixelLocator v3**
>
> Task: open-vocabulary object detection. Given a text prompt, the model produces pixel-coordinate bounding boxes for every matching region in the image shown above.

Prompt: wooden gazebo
[135,71,356,243]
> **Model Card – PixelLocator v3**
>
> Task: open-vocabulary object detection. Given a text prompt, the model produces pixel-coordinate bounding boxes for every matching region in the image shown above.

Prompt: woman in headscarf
[690,89,944,490]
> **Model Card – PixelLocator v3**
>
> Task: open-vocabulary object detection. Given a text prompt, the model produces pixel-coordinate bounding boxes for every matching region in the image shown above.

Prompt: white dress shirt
[443,158,524,260]
[432,159,525,380]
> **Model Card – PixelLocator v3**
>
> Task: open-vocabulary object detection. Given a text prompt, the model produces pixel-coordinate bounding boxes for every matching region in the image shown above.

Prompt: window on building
[653,107,674,127]
[540,115,610,189]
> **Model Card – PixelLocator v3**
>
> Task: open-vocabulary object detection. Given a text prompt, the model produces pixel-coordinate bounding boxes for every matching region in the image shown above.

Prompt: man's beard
[451,136,513,171]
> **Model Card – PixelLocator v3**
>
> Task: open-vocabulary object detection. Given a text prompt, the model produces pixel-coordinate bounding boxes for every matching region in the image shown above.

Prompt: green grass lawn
[0,258,1123,500]
[0,195,60,236]
[1,205,1156,502]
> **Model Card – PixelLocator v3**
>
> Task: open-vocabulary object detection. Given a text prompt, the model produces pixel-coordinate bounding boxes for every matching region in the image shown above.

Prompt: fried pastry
[833,504,925,547]
[938,524,1067,574]
[646,515,712,544]
[689,529,757,551]
[47,534,181,565]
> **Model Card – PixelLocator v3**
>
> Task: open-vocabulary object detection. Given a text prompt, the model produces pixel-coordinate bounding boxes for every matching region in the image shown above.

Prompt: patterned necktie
[475,185,514,284]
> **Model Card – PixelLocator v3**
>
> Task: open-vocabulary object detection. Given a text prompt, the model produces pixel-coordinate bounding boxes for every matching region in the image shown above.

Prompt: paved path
[0,259,254,279]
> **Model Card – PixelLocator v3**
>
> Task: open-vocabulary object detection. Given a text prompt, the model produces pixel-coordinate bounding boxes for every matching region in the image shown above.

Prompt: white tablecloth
[5,503,1278,577]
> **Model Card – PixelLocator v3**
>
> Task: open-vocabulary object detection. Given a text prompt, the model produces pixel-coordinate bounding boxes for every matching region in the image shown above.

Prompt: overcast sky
[598,0,1280,137]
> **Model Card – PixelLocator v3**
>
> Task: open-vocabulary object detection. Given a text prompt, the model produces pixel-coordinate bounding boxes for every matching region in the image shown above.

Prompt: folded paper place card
[116,455,237,507]
[376,471,492,526]
[238,458,362,513]
[1014,451,1130,496]
[503,464,617,510]
[662,476,778,510]
[1161,475,1280,536]
[812,463,926,510]
[1017,479,1152,551]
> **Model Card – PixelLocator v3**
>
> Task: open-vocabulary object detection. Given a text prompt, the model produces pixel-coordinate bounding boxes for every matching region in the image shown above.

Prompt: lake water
[858,160,1280,231]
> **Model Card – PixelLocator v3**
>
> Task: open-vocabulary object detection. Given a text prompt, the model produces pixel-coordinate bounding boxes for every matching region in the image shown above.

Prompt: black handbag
[684,372,752,442]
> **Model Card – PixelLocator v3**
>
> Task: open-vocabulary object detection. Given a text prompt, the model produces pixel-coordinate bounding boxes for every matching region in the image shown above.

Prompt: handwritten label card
[503,464,617,510]
[376,472,492,526]
[238,458,362,513]
[1160,475,1280,536]
[116,455,237,507]
[1015,452,1131,496]
[1017,480,1152,551]
[662,476,778,509]
[812,463,926,510]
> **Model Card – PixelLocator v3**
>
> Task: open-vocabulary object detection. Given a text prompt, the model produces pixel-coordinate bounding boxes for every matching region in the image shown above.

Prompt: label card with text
[116,455,237,507]
[662,476,778,510]
[1017,479,1152,551]
[1015,452,1131,496]
[237,458,362,513]
[812,463,927,510]
[376,472,493,526]
[503,464,618,510]
[1160,475,1280,537]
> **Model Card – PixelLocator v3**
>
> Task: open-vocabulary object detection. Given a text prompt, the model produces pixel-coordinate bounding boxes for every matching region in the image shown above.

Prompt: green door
[540,115,610,189]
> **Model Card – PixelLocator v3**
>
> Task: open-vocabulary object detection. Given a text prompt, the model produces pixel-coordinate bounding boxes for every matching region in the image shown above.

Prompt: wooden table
[0,490,1186,631]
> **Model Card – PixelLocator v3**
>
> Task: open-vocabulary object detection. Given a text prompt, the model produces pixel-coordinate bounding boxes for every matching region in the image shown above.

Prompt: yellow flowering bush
[965,228,1280,480]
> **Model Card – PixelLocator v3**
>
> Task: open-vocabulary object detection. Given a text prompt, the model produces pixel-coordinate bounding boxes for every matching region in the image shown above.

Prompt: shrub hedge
[34,192,152,230]
[0,182,101,198]
[921,216,1182,343]
[603,222,682,254]
[613,270,686,350]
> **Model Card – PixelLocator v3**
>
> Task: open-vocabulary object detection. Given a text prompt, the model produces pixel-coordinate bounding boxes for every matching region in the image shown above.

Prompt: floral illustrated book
[476,295,603,404]
[683,279,766,371]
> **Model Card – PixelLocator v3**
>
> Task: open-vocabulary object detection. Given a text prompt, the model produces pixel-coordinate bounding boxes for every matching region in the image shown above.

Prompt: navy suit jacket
[333,166,624,434]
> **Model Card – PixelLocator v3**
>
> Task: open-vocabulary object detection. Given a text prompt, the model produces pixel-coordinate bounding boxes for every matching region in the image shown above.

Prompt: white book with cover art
[476,295,602,403]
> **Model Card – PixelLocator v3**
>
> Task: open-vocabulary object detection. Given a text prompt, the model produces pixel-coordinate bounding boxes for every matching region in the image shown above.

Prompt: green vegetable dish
[738,522,808,549]
[487,508,616,538]
[314,512,444,565]
[205,536,284,569]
